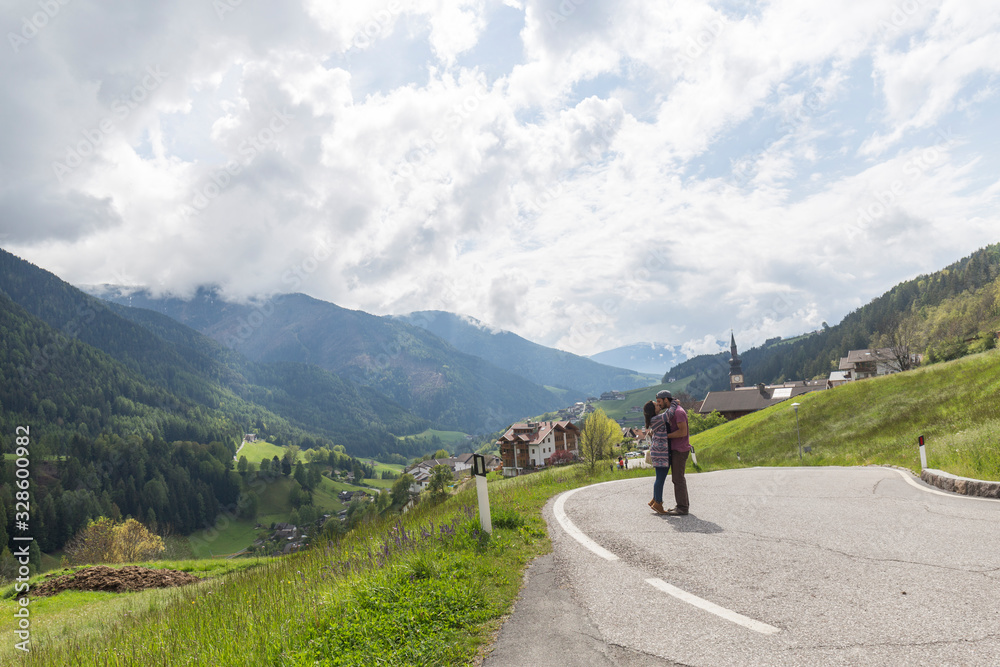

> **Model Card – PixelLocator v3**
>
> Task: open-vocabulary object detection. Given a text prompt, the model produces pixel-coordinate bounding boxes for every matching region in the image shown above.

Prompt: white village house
[496,420,581,477]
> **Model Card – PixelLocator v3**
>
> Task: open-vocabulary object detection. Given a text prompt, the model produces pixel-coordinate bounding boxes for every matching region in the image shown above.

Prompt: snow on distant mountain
[588,343,687,377]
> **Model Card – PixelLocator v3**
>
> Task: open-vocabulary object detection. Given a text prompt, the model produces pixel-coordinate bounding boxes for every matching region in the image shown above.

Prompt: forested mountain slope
[0,249,427,458]
[99,289,566,433]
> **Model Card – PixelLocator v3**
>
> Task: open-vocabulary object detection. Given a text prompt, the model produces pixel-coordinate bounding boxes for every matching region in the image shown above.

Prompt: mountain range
[6,240,998,461]
[93,290,555,434]
[0,249,432,458]
[395,310,661,396]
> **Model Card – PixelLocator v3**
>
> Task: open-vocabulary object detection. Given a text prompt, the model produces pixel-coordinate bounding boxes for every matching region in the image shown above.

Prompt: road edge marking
[553,486,620,561]
[889,468,1000,504]
[645,578,781,635]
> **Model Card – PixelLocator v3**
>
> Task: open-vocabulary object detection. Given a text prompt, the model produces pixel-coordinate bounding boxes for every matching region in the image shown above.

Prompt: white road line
[553,482,779,635]
[645,578,781,635]
[889,468,1000,504]
[553,486,619,561]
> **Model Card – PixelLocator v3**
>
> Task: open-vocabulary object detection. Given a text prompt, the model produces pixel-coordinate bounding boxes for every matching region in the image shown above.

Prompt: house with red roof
[496,421,581,476]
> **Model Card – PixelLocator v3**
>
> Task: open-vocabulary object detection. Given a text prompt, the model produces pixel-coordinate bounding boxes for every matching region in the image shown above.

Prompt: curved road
[484,466,1000,666]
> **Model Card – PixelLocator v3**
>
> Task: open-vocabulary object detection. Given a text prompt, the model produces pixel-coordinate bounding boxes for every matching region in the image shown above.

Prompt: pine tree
[307,465,321,489]
[0,547,16,582]
[28,540,41,574]
[0,500,8,552]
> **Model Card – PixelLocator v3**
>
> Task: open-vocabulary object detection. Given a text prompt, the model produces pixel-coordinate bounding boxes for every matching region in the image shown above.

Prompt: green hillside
[395,428,471,455]
[691,347,1000,481]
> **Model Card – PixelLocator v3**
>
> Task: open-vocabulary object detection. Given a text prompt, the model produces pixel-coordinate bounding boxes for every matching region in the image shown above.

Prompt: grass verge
[15,464,650,666]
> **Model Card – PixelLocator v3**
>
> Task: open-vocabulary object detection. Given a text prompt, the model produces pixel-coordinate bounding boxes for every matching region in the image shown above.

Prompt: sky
[2,0,999,359]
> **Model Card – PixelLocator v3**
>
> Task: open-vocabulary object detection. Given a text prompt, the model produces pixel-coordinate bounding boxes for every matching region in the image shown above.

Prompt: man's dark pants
[670,450,689,511]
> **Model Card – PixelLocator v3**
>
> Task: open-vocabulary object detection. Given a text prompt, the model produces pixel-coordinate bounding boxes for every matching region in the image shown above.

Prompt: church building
[697,333,825,421]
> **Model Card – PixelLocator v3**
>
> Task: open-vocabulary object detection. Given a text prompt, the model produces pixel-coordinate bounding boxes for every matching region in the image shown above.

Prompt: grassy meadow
[236,439,300,464]
[395,428,471,449]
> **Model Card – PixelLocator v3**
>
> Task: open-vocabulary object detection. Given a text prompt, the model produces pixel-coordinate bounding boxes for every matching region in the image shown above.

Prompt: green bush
[969,331,998,354]
[926,337,968,363]
[491,508,525,530]
[689,410,727,435]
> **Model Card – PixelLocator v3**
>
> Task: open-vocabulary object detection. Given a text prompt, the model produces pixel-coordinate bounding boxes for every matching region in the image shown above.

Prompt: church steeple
[729,331,744,390]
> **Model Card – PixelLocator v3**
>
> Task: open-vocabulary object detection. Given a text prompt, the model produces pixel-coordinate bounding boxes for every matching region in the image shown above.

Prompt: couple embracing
[643,390,690,516]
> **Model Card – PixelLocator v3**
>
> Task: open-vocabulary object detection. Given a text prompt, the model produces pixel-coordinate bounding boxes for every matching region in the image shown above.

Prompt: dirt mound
[32,565,201,597]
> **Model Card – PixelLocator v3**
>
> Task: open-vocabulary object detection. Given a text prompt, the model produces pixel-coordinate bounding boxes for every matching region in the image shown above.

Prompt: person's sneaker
[664,507,688,516]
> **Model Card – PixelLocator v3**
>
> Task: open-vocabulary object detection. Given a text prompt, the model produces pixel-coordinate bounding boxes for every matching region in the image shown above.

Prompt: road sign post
[473,454,492,534]
[918,435,927,470]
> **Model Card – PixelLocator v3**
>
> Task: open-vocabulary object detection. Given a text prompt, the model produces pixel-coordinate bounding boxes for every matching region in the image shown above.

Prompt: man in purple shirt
[657,390,690,516]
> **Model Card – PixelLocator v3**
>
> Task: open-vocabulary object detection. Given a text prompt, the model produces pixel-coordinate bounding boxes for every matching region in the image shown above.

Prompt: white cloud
[2,0,999,360]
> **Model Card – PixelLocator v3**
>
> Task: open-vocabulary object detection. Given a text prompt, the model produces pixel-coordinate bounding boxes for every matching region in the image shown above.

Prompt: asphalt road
[483,466,1000,666]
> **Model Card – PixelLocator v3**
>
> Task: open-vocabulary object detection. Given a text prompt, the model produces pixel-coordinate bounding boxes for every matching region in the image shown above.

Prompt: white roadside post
[918,435,927,470]
[473,454,492,534]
